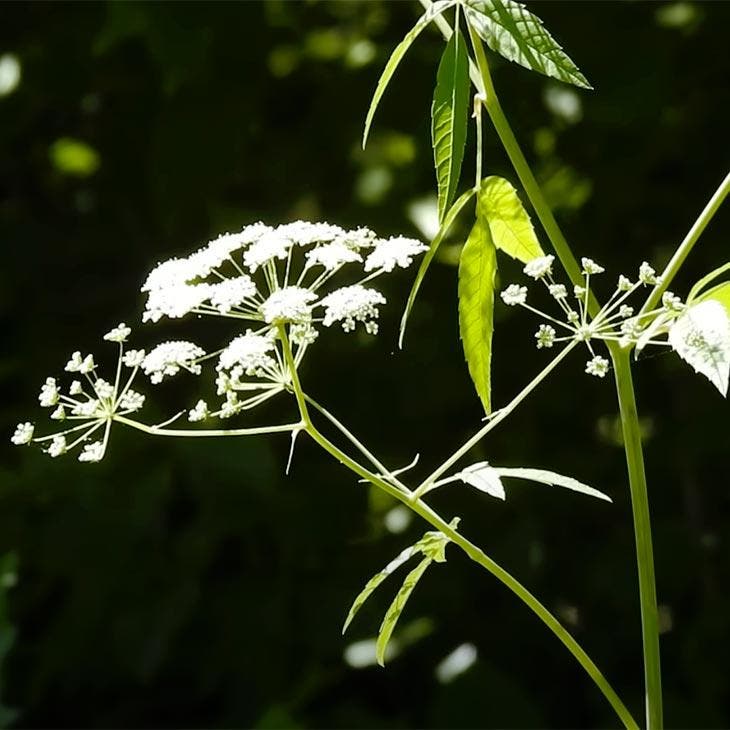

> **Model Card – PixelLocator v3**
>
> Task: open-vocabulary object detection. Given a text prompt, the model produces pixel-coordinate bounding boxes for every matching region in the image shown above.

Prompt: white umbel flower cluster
[11,325,148,463]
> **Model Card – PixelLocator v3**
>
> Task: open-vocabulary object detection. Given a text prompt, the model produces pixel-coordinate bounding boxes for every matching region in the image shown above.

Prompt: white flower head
[364,236,427,273]
[617,275,633,292]
[586,355,610,378]
[188,399,209,422]
[243,229,291,272]
[260,286,317,324]
[65,351,83,372]
[143,282,211,323]
[47,435,67,458]
[11,422,34,445]
[50,405,66,421]
[141,341,206,384]
[305,242,362,271]
[103,323,132,343]
[123,349,145,368]
[319,285,386,334]
[119,390,145,412]
[523,255,554,280]
[574,284,586,298]
[662,291,684,313]
[218,331,277,376]
[501,284,527,306]
[277,220,344,246]
[535,324,556,349]
[639,261,659,286]
[208,276,256,314]
[78,441,105,463]
[581,257,605,275]
[94,379,115,400]
[548,284,568,300]
[39,377,59,407]
[69,380,84,395]
[79,354,95,374]
[619,305,634,319]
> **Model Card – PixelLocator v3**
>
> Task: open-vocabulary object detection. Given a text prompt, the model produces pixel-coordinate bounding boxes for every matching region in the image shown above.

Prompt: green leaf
[698,281,730,319]
[399,187,476,348]
[463,0,592,89]
[432,27,470,223]
[458,216,497,414]
[687,262,730,304]
[668,300,730,397]
[376,557,432,666]
[478,176,544,263]
[493,467,612,502]
[342,544,418,635]
[363,0,458,149]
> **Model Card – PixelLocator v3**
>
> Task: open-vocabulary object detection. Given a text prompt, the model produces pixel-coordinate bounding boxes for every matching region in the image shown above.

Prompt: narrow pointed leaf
[456,461,505,500]
[458,217,497,414]
[342,545,418,635]
[400,187,476,348]
[478,176,544,263]
[432,27,470,222]
[494,467,612,502]
[363,0,458,149]
[376,557,432,666]
[668,299,730,397]
[687,262,730,304]
[463,0,592,89]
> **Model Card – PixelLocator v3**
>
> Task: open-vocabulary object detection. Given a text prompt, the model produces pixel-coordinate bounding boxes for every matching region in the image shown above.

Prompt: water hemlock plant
[12,2,730,728]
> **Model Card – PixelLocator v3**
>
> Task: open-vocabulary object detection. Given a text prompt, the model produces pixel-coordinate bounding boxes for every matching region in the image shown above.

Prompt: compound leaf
[363,0,458,148]
[432,27,471,222]
[458,216,497,414]
[463,0,592,89]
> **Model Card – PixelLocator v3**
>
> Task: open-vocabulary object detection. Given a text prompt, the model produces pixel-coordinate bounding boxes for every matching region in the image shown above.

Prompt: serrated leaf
[697,281,730,319]
[363,0,458,149]
[687,262,730,304]
[432,27,471,222]
[668,299,730,396]
[342,544,418,635]
[458,217,497,414]
[478,176,544,263]
[494,467,612,502]
[376,557,432,666]
[463,0,592,89]
[400,187,476,348]
[456,461,505,499]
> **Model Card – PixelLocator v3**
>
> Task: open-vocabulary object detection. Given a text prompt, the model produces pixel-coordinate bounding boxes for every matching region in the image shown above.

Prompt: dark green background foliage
[1,1,729,727]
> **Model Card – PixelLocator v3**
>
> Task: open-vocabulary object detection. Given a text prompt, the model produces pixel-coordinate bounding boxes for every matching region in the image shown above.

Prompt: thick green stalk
[612,347,662,729]
[278,326,637,729]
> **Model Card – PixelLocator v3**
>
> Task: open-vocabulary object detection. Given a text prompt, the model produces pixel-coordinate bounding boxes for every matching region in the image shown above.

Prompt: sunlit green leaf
[456,461,505,499]
[458,216,497,414]
[668,299,730,396]
[363,0,458,149]
[687,262,730,304]
[698,281,730,319]
[342,544,418,635]
[478,176,544,263]
[432,26,470,222]
[463,0,592,89]
[376,557,432,666]
[400,187,476,348]
[494,467,612,502]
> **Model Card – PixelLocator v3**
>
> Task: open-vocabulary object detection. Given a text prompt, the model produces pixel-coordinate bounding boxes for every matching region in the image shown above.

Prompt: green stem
[640,171,730,316]
[279,326,637,729]
[611,347,662,729]
[115,414,303,438]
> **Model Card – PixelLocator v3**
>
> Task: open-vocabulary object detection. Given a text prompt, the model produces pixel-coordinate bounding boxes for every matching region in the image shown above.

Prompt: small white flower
[218,331,277,376]
[78,441,105,463]
[574,284,586,298]
[143,282,212,323]
[535,324,556,349]
[141,341,206,384]
[619,305,634,318]
[79,354,95,374]
[208,276,257,314]
[50,405,66,421]
[278,220,344,246]
[39,377,59,407]
[48,435,67,458]
[585,355,610,378]
[94,379,115,400]
[523,255,554,280]
[662,291,684,313]
[123,349,145,368]
[71,399,101,417]
[119,390,145,412]
[567,311,580,325]
[364,236,427,273]
[319,285,386,333]
[260,286,317,324]
[581,257,605,275]
[243,229,291,271]
[500,284,527,306]
[617,275,633,292]
[69,380,84,395]
[103,323,131,342]
[188,399,209,422]
[11,422,34,445]
[621,319,643,339]
[305,242,362,271]
[639,261,659,286]
[290,323,319,346]
[548,284,567,300]
[65,351,83,372]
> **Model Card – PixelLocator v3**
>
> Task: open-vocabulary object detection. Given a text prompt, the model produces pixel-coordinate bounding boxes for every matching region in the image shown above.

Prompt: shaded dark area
[1,1,729,727]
